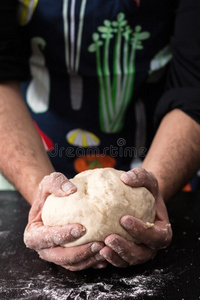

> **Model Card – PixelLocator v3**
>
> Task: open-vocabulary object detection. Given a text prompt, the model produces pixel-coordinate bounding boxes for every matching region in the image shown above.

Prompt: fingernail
[120,173,129,182]
[95,253,105,261]
[71,226,86,238]
[99,250,112,260]
[127,171,137,180]
[61,181,76,194]
[121,172,137,183]
[121,216,133,229]
[91,242,103,253]
[106,237,118,248]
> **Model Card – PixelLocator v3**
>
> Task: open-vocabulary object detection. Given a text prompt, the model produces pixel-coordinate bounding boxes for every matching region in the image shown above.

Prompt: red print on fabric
[34,121,54,151]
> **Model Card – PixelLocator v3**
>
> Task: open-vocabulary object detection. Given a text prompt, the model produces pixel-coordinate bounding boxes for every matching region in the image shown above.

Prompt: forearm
[0,81,54,204]
[142,109,200,202]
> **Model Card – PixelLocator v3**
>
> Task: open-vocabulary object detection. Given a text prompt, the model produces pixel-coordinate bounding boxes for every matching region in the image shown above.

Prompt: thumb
[40,172,77,197]
[28,173,77,223]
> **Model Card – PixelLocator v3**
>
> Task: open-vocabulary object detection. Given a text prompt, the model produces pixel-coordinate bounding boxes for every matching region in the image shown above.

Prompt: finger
[24,223,86,250]
[40,172,77,197]
[38,242,104,266]
[120,168,158,198]
[29,172,77,221]
[104,234,156,265]
[120,215,172,249]
[155,194,170,222]
[100,246,129,268]
[62,253,106,271]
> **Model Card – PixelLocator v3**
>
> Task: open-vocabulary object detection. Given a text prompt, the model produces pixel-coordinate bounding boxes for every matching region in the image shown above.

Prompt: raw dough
[42,168,156,247]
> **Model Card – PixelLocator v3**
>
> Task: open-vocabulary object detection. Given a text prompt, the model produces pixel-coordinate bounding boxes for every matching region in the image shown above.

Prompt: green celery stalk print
[112,13,127,113]
[88,13,150,133]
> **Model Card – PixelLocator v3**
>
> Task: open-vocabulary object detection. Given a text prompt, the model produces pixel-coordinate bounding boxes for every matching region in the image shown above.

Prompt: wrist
[13,164,55,205]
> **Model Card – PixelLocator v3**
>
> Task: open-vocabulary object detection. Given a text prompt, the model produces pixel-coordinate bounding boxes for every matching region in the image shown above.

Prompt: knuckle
[49,172,64,186]
[75,250,89,262]
[136,168,148,184]
[42,172,64,186]
[149,171,158,186]
[51,173,68,191]
[161,226,173,248]
[135,167,146,177]
[39,172,67,195]
[24,236,36,249]
[150,224,172,250]
[53,172,66,181]
[49,172,61,180]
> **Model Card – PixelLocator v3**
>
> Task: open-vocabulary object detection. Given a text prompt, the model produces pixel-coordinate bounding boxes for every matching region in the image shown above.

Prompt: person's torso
[18,0,177,177]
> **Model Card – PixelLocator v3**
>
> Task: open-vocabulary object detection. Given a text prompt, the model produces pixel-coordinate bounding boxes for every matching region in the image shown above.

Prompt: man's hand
[99,168,172,268]
[24,172,105,271]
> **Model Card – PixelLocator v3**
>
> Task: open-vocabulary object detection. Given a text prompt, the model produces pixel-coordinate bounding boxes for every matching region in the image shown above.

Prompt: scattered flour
[0,268,175,300]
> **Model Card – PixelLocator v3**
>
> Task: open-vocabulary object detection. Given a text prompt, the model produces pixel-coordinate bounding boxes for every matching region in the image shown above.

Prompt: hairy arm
[0,81,104,271]
[142,109,200,202]
[101,108,200,267]
[0,81,54,204]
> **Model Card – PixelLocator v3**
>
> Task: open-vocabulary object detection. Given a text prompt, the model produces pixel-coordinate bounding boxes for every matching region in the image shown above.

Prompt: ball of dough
[42,168,156,247]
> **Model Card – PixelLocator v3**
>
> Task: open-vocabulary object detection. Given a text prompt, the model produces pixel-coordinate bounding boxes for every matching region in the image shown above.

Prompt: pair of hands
[24,168,172,271]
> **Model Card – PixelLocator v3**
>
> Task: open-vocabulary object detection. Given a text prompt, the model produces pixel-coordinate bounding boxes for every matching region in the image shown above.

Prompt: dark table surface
[0,191,200,300]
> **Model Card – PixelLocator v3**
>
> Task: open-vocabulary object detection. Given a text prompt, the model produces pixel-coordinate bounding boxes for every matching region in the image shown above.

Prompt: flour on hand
[42,168,156,247]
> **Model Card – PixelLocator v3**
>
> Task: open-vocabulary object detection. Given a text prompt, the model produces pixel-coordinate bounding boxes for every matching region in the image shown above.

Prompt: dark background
[0,191,200,300]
